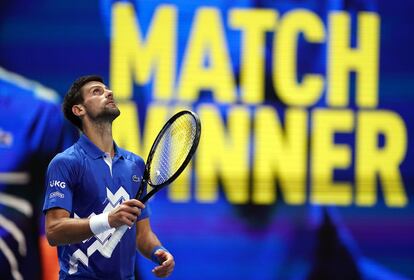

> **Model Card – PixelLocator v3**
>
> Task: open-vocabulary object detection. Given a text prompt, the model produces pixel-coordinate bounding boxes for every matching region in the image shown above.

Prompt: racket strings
[150,114,197,185]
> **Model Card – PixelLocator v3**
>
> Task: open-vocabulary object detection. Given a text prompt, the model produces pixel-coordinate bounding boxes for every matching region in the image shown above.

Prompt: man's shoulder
[49,144,82,167]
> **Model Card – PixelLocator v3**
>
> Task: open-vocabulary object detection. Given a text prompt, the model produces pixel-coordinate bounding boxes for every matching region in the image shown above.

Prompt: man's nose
[105,89,113,98]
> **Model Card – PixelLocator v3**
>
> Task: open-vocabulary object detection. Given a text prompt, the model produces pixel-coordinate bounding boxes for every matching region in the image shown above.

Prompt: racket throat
[135,177,148,201]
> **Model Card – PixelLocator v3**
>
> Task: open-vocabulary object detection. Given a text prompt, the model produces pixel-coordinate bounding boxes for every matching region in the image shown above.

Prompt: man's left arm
[136,218,175,278]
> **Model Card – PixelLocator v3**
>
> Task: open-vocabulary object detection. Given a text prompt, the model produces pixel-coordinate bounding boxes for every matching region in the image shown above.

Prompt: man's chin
[111,107,121,115]
[110,108,121,119]
[98,108,121,121]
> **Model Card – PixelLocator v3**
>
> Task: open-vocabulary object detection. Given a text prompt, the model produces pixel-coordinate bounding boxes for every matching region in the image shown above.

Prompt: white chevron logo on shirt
[106,187,130,207]
[69,186,130,274]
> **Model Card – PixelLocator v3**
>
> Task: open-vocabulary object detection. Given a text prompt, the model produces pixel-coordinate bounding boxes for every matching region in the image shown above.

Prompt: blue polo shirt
[43,134,150,280]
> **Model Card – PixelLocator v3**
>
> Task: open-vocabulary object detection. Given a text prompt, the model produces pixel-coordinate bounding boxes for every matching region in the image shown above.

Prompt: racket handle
[101,225,128,258]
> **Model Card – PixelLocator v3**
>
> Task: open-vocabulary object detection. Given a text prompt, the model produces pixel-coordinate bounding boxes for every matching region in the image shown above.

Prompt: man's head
[62,75,120,131]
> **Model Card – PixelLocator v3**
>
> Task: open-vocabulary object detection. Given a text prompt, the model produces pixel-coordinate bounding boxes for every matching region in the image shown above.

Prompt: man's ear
[72,104,85,117]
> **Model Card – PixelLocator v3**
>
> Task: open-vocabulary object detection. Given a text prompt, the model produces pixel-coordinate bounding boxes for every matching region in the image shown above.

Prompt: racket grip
[101,225,128,258]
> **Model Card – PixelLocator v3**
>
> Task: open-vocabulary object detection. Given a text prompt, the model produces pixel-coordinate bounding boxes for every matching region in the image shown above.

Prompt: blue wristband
[151,245,168,264]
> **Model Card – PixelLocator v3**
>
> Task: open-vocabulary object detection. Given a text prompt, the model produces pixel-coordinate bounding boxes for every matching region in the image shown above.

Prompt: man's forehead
[83,80,106,89]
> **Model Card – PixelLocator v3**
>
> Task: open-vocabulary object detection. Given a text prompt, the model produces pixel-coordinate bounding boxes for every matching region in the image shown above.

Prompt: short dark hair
[62,75,104,131]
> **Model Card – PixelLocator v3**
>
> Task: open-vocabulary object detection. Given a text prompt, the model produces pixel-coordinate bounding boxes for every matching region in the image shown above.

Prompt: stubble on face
[96,105,121,122]
[82,82,121,125]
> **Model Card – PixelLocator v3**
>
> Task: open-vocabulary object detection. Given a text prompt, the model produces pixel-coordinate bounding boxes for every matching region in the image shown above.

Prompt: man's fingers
[118,215,132,227]
[122,199,145,209]
[155,251,173,263]
[162,258,173,267]
[155,250,170,261]
[124,213,138,223]
[122,205,141,216]
[152,265,173,278]
[155,253,170,265]
[108,202,142,227]
[155,250,166,257]
[152,252,174,278]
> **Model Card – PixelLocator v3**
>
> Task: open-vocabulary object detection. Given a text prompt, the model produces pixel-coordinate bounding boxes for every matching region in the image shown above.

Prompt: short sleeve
[42,154,76,213]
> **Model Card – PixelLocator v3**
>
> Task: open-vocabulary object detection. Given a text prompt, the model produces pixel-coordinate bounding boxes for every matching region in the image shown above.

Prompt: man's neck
[83,121,115,157]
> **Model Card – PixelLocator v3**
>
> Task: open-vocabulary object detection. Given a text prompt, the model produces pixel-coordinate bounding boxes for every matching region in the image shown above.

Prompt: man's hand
[152,250,175,278]
[108,199,145,228]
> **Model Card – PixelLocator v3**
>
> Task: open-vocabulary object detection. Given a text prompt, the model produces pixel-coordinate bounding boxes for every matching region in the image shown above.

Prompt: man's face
[80,81,120,122]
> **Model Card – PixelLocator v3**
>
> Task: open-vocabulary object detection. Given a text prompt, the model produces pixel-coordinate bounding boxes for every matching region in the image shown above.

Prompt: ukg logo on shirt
[49,180,66,189]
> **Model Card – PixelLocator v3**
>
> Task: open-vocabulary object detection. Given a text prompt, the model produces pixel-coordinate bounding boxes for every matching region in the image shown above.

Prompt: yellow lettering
[111,3,176,100]
[253,107,307,204]
[327,12,380,107]
[356,111,408,206]
[195,105,250,203]
[168,106,196,202]
[229,9,277,104]
[112,101,141,154]
[141,104,172,158]
[274,9,325,106]
[113,102,170,159]
[311,109,353,205]
[178,8,236,103]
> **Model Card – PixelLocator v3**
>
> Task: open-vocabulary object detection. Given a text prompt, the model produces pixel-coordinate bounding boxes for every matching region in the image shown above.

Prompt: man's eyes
[92,88,103,95]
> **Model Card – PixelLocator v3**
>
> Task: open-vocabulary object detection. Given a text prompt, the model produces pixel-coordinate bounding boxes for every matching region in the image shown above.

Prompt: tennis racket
[101,110,201,258]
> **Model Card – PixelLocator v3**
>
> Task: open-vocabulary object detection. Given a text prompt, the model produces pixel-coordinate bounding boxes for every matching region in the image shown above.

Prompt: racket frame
[101,110,200,258]
[136,109,201,203]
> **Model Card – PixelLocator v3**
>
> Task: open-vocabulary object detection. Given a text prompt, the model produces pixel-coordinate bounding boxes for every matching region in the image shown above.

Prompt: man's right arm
[45,199,145,246]
[45,208,92,246]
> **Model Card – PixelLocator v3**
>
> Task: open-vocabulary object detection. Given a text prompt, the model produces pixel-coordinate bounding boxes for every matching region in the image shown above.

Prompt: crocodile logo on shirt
[132,175,139,182]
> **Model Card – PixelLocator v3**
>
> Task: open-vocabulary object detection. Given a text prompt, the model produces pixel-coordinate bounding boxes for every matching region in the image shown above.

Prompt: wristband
[151,245,168,264]
[89,212,111,235]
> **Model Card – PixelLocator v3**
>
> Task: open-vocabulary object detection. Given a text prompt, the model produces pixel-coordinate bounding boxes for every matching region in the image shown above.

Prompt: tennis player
[43,75,174,279]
